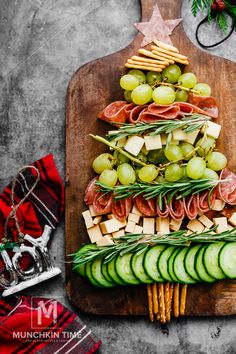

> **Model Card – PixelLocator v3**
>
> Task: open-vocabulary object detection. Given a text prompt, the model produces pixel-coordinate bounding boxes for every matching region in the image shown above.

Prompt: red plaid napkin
[0,154,64,272]
[0,296,101,354]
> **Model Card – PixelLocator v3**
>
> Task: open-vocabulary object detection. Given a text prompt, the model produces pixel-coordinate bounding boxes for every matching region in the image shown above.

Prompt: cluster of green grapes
[92,135,227,187]
[120,66,211,105]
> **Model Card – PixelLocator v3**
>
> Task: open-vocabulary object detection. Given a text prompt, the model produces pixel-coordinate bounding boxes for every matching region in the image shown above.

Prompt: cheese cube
[107,214,126,228]
[170,218,182,231]
[198,215,214,229]
[125,221,136,233]
[144,135,162,150]
[187,220,204,233]
[134,225,143,234]
[100,219,120,234]
[128,213,140,224]
[82,210,94,229]
[156,217,170,234]
[93,216,102,225]
[112,229,125,238]
[131,205,143,216]
[213,217,228,233]
[161,133,167,145]
[96,235,114,246]
[124,136,145,156]
[228,212,236,226]
[186,230,193,236]
[202,121,221,139]
[184,130,199,145]
[116,136,127,148]
[227,224,234,231]
[203,227,209,232]
[87,225,103,243]
[212,199,225,211]
[143,218,155,234]
[89,204,102,217]
[172,129,187,141]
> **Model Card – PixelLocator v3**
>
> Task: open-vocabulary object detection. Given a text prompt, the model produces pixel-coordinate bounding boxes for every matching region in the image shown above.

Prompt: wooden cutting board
[66,0,236,316]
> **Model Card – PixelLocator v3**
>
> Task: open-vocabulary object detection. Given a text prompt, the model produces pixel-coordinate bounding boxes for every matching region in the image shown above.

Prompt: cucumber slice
[91,258,115,288]
[195,245,216,283]
[85,263,103,287]
[101,259,115,283]
[131,251,153,284]
[219,242,236,279]
[116,254,140,285]
[184,244,202,281]
[168,248,181,282]
[75,264,86,277]
[158,246,177,282]
[173,247,197,284]
[143,245,166,282]
[73,244,96,277]
[203,242,226,280]
[107,258,127,285]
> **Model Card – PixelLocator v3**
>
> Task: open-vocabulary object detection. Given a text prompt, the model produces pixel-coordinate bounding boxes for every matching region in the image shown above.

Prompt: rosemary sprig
[72,227,236,267]
[106,114,210,142]
[96,179,220,201]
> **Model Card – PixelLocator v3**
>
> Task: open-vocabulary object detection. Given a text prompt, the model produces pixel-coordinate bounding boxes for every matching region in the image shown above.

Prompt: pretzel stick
[127,59,166,69]
[151,45,188,60]
[180,284,188,316]
[125,63,162,72]
[153,39,179,53]
[152,283,159,318]
[158,283,166,324]
[173,283,180,318]
[165,282,170,322]
[138,49,170,65]
[151,49,189,65]
[166,283,174,322]
[131,55,168,66]
[147,284,154,322]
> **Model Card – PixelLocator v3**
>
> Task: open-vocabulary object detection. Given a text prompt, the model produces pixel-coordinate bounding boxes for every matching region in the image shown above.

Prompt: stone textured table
[0,0,236,352]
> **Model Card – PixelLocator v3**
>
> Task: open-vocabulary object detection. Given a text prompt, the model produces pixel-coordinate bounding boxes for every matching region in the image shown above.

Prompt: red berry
[211,2,218,10]
[218,2,226,10]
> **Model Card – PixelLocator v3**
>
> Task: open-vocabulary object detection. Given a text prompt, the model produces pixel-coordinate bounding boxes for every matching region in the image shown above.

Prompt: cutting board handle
[140,0,182,22]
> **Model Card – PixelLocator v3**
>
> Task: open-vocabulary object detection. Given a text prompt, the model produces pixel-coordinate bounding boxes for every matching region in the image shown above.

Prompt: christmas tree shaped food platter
[66,0,236,319]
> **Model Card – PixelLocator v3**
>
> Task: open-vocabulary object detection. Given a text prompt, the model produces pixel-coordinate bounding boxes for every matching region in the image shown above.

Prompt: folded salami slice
[84,177,98,205]
[156,196,169,218]
[112,197,132,221]
[98,101,128,124]
[128,105,147,123]
[93,192,113,214]
[197,190,216,213]
[169,197,185,220]
[134,195,157,216]
[188,93,218,118]
[217,169,236,205]
[183,195,198,220]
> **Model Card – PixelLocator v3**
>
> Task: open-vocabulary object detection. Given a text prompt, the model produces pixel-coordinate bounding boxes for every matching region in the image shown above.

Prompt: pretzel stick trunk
[147,284,154,322]
[180,284,188,316]
[152,283,159,319]
[165,282,173,322]
[174,283,180,318]
[159,283,166,324]
[168,283,174,321]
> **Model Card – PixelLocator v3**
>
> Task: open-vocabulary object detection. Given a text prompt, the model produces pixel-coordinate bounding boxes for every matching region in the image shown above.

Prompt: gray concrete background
[0,0,236,353]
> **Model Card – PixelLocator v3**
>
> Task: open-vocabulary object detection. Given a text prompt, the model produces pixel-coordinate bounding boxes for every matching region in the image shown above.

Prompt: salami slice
[112,197,132,221]
[169,197,185,220]
[134,195,157,216]
[217,169,236,205]
[93,192,113,214]
[156,196,169,218]
[128,105,147,123]
[84,177,98,205]
[98,101,128,124]
[197,190,216,213]
[183,195,198,220]
[188,93,218,118]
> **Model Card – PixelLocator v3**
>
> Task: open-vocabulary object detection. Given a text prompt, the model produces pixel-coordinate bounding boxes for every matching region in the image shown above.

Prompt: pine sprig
[107,114,210,142]
[191,0,210,17]
[72,226,236,267]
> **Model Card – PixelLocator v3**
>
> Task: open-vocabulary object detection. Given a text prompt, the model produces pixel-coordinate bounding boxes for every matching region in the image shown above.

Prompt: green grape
[116,152,129,164]
[202,168,219,180]
[162,64,182,84]
[179,142,195,160]
[146,71,162,85]
[99,169,118,187]
[133,151,147,166]
[196,136,216,157]
[165,164,183,182]
[138,165,159,182]
[178,72,197,89]
[129,69,146,84]
[135,167,141,179]
[181,165,188,180]
[186,156,206,179]
[164,144,183,162]
[156,175,165,183]
[193,83,211,96]
[131,84,153,105]
[206,152,227,171]
[147,148,168,164]
[93,153,114,174]
[175,89,188,102]
[117,163,136,185]
[120,74,139,90]
[152,86,176,105]
[124,90,132,102]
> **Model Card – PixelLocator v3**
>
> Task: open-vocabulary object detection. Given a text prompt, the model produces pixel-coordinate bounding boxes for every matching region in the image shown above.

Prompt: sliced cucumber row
[75,241,236,287]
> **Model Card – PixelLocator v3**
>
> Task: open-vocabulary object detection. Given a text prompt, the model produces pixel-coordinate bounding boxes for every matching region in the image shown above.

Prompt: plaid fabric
[0,296,101,354]
[0,154,64,272]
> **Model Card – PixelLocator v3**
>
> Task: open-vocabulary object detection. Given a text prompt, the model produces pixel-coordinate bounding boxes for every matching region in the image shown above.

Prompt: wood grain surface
[66,0,236,316]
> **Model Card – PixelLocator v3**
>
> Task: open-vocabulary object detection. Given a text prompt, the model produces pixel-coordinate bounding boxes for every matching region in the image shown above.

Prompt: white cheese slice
[201,121,221,139]
[228,212,236,227]
[144,135,162,150]
[227,223,234,231]
[100,219,120,234]
[170,218,182,231]
[128,213,140,224]
[87,225,103,243]
[93,216,102,225]
[143,218,155,234]
[82,210,94,229]
[133,225,143,234]
[212,199,225,211]
[172,129,187,141]
[184,129,199,145]
[131,205,143,216]
[213,217,228,233]
[107,214,127,228]
[112,229,125,238]
[124,136,145,156]
[125,221,136,233]
[96,235,114,246]
[187,219,204,233]
[156,217,170,234]
[198,215,214,229]
[89,204,102,217]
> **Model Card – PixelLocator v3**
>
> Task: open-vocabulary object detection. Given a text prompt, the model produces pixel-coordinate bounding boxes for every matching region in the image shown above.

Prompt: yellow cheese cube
[100,219,120,234]
[170,218,182,231]
[172,129,187,141]
[96,235,114,246]
[144,135,162,150]
[184,129,199,145]
[89,204,102,217]
[187,220,204,233]
[128,213,140,224]
[202,121,221,139]
[93,216,102,225]
[87,225,103,243]
[125,221,136,233]
[143,218,155,234]
[107,214,127,228]
[133,225,143,234]
[156,217,170,234]
[213,217,228,233]
[228,212,236,226]
[82,210,94,229]
[198,215,214,229]
[131,205,143,216]
[124,136,145,156]
[212,199,225,211]
[227,224,234,231]
[112,229,125,238]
